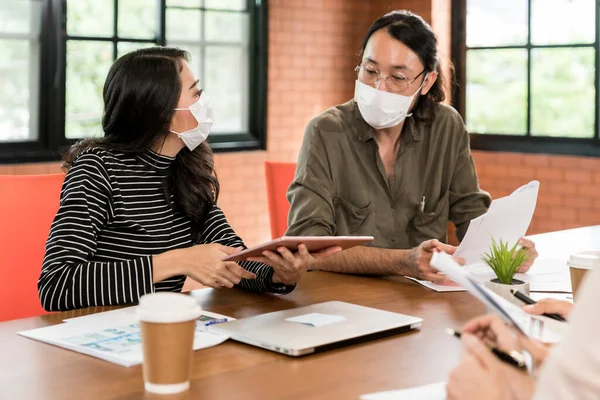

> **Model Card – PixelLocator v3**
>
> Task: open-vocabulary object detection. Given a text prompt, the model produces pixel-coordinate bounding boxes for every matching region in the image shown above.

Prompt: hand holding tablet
[222,236,374,285]
[222,236,374,262]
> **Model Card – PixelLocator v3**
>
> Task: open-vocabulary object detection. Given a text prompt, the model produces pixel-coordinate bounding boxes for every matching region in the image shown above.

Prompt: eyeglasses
[355,62,427,94]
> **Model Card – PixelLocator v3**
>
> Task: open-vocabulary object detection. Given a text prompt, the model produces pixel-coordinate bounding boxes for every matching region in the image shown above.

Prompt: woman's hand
[447,333,535,400]
[462,314,549,367]
[247,244,342,285]
[153,244,256,289]
[523,298,573,320]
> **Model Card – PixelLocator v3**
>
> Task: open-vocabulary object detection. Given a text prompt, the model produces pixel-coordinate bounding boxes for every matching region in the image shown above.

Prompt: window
[0,0,267,163]
[0,0,42,143]
[452,0,600,156]
[166,0,250,136]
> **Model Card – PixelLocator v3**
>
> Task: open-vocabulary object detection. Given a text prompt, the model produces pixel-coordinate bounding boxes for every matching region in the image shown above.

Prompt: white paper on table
[18,308,233,367]
[412,257,572,293]
[454,181,539,265]
[464,259,572,293]
[430,251,567,344]
[360,382,446,400]
[285,313,346,327]
[530,292,573,302]
[405,277,465,292]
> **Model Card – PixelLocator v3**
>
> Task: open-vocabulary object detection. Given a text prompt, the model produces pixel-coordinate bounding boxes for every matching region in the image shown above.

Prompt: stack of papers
[408,257,571,293]
[18,307,232,367]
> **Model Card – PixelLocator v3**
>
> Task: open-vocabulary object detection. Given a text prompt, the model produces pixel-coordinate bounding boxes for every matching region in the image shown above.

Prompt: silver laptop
[208,301,422,356]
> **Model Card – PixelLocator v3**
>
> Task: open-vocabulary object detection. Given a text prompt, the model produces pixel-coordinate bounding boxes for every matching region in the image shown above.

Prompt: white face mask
[353,76,427,129]
[170,92,213,151]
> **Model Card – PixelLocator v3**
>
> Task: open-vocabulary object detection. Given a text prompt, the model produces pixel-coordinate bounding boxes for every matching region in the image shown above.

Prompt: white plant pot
[484,278,530,308]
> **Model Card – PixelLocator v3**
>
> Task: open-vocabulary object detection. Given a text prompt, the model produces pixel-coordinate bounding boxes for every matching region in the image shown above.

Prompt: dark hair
[360,10,451,121]
[62,47,219,226]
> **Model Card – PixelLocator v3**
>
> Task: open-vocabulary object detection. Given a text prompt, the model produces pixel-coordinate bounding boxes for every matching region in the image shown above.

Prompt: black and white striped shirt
[39,148,293,311]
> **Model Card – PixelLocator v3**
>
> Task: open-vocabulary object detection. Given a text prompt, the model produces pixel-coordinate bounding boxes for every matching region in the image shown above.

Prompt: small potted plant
[482,238,529,307]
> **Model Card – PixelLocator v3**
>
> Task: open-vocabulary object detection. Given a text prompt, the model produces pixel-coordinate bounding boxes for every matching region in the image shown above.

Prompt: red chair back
[264,162,296,239]
[0,174,64,321]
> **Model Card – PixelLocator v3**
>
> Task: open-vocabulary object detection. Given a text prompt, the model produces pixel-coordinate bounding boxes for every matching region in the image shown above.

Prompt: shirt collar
[138,149,176,171]
[352,100,375,142]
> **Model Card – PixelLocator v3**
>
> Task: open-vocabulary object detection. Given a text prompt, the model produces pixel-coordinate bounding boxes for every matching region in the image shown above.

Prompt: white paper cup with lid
[567,251,600,301]
[137,292,201,394]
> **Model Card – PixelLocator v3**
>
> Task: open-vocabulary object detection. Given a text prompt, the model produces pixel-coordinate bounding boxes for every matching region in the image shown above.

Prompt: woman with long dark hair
[39,47,338,311]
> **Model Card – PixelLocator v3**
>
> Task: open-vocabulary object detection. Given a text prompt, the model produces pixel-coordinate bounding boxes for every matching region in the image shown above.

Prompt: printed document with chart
[18,307,233,367]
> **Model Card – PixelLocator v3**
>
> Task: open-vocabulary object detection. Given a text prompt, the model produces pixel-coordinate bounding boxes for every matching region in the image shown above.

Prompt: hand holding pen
[447,328,527,370]
[513,292,572,322]
[456,314,550,369]
[446,326,538,400]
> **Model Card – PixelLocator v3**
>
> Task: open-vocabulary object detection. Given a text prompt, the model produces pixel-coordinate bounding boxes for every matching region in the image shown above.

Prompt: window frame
[451,0,600,157]
[0,0,268,164]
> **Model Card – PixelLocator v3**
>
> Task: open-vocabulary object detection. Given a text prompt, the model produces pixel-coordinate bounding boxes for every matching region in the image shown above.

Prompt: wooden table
[0,272,482,400]
[3,225,598,400]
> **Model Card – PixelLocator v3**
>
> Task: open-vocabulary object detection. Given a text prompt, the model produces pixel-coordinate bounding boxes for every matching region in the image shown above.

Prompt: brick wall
[474,151,600,235]
[2,0,599,246]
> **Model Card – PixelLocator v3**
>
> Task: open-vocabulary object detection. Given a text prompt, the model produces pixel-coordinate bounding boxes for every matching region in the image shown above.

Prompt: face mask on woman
[170,92,213,151]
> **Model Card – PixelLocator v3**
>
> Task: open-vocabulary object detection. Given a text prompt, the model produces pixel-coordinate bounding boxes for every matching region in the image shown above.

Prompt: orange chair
[264,161,296,239]
[0,174,64,321]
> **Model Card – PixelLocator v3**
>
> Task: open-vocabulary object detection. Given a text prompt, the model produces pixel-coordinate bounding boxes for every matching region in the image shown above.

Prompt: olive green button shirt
[286,100,491,249]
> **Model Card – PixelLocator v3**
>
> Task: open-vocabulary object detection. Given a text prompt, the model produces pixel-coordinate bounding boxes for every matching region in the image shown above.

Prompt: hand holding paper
[455,181,540,266]
[403,239,464,285]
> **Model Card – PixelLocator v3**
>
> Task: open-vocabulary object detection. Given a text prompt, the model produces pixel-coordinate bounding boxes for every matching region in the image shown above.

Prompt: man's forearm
[311,246,416,276]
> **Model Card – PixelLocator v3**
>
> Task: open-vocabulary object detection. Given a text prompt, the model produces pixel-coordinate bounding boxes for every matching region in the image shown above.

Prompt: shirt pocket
[333,196,374,236]
[409,192,449,246]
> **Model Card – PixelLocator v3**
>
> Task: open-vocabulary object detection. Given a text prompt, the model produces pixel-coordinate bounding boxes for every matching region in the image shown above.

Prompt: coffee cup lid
[137,292,202,323]
[567,251,600,270]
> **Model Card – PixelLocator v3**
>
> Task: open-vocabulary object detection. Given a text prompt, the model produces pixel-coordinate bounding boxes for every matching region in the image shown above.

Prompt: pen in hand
[510,289,567,322]
[446,328,527,371]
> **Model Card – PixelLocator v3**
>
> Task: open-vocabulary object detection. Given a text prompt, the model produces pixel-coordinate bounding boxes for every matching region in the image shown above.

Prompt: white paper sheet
[285,313,346,327]
[529,293,573,302]
[430,251,567,344]
[360,382,446,400]
[455,181,539,265]
[18,308,233,367]
[411,257,572,293]
[405,277,465,292]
